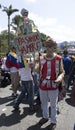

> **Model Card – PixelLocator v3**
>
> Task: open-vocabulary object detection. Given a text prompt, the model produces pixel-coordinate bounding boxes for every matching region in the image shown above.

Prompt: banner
[15,32,41,56]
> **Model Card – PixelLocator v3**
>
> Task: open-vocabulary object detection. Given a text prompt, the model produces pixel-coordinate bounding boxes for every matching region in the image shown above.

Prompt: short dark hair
[11,46,16,51]
[63,50,68,55]
[12,46,16,49]
[45,38,57,48]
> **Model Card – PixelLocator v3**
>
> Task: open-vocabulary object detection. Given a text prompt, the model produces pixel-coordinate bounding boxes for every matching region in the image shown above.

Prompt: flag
[6,52,19,68]
[17,56,25,68]
[6,52,25,69]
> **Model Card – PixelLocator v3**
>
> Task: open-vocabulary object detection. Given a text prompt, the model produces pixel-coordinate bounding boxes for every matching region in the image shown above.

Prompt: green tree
[0,30,15,56]
[1,5,19,50]
[11,15,22,33]
[40,33,50,42]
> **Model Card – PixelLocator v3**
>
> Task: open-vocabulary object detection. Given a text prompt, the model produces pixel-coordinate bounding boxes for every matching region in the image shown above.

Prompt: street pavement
[0,85,75,130]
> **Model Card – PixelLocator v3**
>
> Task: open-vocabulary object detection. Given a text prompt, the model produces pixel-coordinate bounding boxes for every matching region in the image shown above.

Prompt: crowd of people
[0,8,75,130]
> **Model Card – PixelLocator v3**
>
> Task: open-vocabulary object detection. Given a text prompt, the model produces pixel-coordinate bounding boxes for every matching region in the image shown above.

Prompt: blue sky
[0,0,75,43]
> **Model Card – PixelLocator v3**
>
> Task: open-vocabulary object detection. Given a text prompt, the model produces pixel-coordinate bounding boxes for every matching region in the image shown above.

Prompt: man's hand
[55,79,61,87]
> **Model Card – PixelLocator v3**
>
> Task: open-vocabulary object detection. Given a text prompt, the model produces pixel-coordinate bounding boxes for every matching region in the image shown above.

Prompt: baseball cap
[21,8,28,15]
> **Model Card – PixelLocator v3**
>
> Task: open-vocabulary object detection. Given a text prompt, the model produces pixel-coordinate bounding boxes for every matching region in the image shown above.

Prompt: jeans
[33,74,39,95]
[14,80,34,107]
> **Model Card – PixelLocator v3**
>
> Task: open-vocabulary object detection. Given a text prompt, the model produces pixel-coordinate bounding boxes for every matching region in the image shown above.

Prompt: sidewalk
[0,85,75,130]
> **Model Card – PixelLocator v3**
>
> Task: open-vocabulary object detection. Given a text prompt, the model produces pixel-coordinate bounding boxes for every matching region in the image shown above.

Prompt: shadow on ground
[0,96,14,105]
[0,103,42,127]
[65,97,75,107]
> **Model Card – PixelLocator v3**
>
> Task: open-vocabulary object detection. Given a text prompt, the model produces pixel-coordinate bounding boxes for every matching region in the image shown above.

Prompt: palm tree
[11,15,22,34]
[2,5,19,50]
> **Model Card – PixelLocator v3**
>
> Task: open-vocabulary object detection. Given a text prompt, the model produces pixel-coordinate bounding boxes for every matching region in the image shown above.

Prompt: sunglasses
[22,13,28,16]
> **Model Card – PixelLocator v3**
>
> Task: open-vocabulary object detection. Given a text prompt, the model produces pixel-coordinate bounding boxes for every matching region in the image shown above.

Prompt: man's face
[22,13,28,18]
[46,45,54,53]
[12,48,16,53]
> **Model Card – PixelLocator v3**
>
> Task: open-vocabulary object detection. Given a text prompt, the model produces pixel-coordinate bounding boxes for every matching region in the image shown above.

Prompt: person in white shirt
[13,60,34,111]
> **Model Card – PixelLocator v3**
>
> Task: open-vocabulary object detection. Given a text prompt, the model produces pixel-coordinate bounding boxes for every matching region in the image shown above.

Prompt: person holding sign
[13,59,35,111]
[13,8,39,111]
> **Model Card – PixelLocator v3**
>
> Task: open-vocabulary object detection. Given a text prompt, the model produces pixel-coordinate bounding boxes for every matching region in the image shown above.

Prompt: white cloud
[29,13,75,42]
[0,27,7,33]
[26,0,37,3]
[29,13,57,26]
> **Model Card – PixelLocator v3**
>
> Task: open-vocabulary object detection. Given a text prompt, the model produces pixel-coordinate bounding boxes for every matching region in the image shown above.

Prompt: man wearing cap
[17,8,37,35]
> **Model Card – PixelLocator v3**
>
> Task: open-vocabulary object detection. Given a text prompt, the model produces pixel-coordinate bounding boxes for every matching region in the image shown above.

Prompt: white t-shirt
[10,67,18,73]
[19,67,33,81]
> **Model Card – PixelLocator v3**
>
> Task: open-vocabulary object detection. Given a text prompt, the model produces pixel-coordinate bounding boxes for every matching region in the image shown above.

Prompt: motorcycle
[0,68,11,87]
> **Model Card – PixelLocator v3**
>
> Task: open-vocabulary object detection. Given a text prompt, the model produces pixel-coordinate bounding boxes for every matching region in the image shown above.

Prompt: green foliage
[12,15,22,26]
[40,33,50,43]
[2,5,19,16]
[11,15,23,32]
[0,30,15,56]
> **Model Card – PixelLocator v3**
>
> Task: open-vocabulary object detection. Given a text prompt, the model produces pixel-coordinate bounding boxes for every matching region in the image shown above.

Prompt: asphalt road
[0,85,75,130]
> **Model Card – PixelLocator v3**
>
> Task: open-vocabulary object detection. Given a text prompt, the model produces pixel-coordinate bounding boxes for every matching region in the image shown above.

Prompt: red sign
[15,32,41,55]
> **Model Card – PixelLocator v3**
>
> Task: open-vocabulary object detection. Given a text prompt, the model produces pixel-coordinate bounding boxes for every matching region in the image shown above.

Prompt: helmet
[21,8,28,15]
